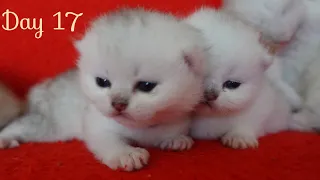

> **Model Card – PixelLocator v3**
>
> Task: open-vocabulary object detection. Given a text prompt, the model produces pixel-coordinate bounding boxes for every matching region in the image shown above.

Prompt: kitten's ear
[183,47,209,76]
[261,53,274,72]
[74,31,99,69]
[74,32,97,54]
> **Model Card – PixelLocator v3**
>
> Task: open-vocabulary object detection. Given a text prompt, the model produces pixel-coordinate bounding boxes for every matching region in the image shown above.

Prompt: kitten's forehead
[208,50,264,83]
[79,9,203,73]
[91,9,201,56]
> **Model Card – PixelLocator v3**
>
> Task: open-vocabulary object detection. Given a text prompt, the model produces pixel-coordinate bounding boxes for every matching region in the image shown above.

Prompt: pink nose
[111,102,128,112]
[204,90,219,101]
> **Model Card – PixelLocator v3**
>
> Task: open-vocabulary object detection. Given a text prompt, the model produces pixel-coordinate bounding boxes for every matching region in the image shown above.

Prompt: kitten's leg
[221,127,259,149]
[0,114,57,149]
[220,109,264,149]
[158,135,194,151]
[155,120,194,151]
[84,131,149,172]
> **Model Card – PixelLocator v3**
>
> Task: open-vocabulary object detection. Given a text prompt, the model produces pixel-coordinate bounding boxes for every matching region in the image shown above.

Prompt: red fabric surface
[0,0,319,179]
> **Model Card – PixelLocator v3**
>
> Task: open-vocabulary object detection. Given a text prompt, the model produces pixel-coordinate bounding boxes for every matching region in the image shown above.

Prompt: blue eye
[96,77,111,88]
[135,81,157,93]
[223,80,241,90]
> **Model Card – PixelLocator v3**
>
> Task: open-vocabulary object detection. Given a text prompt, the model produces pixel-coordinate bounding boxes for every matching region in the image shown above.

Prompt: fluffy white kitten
[185,8,300,149]
[0,9,208,171]
[223,0,306,111]
[224,0,320,131]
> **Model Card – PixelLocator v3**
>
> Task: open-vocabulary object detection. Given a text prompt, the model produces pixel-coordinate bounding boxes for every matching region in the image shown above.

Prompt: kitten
[223,0,306,111]
[0,9,208,171]
[0,82,24,129]
[224,0,320,131]
[185,8,301,149]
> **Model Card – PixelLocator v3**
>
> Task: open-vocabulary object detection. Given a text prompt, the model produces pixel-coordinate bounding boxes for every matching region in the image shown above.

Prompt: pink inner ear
[182,48,206,76]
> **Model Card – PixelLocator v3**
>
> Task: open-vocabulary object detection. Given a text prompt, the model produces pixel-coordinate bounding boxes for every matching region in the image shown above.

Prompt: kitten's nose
[204,89,219,101]
[111,98,128,112]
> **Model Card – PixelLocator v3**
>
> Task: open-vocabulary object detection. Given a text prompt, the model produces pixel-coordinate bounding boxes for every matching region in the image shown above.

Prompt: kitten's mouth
[192,100,214,115]
[109,112,153,128]
[110,112,138,127]
[111,111,131,119]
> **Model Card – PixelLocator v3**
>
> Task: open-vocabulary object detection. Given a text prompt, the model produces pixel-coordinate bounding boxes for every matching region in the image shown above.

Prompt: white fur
[185,8,297,149]
[223,0,306,111]
[223,0,306,42]
[280,0,320,89]
[286,0,320,132]
[0,9,208,171]
[293,52,320,131]
[223,0,320,131]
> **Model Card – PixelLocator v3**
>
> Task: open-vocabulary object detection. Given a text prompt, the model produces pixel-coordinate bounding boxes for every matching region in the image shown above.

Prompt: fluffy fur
[0,9,208,171]
[284,0,320,132]
[185,8,301,149]
[223,0,320,131]
[280,0,320,89]
[223,0,305,42]
[223,0,306,111]
[0,82,24,129]
[293,51,320,131]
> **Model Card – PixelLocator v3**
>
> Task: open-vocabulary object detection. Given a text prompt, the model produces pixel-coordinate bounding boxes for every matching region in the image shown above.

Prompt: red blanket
[0,0,319,179]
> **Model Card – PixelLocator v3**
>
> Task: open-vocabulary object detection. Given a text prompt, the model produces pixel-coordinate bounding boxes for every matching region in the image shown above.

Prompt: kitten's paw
[221,132,258,149]
[105,147,149,171]
[159,135,194,151]
[0,139,20,149]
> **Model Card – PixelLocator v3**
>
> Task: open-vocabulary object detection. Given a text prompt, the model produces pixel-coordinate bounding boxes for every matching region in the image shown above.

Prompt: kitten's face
[196,49,272,116]
[185,7,273,116]
[76,10,206,128]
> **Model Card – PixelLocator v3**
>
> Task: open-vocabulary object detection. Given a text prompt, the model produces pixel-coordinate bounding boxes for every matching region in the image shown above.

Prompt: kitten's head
[75,9,207,128]
[199,50,272,115]
[185,8,273,115]
[223,0,306,42]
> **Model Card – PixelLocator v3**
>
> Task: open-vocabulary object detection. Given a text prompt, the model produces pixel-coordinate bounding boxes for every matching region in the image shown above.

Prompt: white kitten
[223,0,306,111]
[223,0,320,131]
[0,9,208,171]
[185,8,300,149]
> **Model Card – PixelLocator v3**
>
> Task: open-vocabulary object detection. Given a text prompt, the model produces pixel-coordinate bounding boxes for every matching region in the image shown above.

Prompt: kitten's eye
[135,81,157,93]
[223,80,241,90]
[96,77,111,88]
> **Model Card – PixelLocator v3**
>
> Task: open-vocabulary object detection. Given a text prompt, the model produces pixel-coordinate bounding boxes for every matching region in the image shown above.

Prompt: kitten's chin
[109,113,156,129]
[194,102,244,117]
[108,109,187,129]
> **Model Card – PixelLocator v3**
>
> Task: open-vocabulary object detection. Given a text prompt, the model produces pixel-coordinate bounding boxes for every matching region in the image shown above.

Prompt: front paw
[159,135,194,151]
[221,132,258,149]
[104,147,150,171]
[0,139,20,149]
